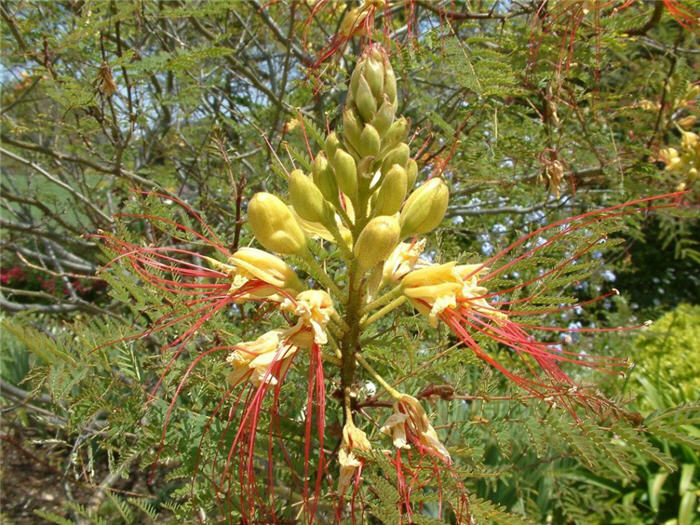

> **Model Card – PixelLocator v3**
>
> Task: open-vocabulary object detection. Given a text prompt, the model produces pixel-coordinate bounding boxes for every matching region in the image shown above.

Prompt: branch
[0,291,83,313]
[0,218,96,248]
[1,146,113,224]
[625,1,664,37]
[0,135,174,196]
[446,199,553,218]
[247,0,310,65]
[414,0,527,21]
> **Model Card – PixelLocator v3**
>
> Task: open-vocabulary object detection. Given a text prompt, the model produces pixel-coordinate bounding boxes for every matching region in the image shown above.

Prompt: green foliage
[1,0,698,523]
[632,304,700,402]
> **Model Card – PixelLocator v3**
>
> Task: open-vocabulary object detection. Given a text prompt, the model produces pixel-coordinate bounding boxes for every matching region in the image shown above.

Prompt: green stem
[326,332,343,360]
[337,206,354,231]
[340,259,364,424]
[355,353,401,400]
[331,311,350,333]
[325,220,353,261]
[362,296,406,328]
[362,283,404,316]
[298,249,343,297]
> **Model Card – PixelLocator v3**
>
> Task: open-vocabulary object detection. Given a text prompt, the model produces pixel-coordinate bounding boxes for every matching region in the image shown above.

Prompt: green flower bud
[358,124,381,158]
[381,143,410,175]
[342,108,363,154]
[325,132,340,161]
[354,75,377,123]
[406,158,418,189]
[380,117,408,155]
[374,164,408,216]
[371,96,395,136]
[349,62,362,103]
[384,60,397,106]
[354,215,400,272]
[399,178,449,238]
[365,55,385,99]
[333,149,358,197]
[289,169,329,224]
[248,192,307,255]
[312,152,338,203]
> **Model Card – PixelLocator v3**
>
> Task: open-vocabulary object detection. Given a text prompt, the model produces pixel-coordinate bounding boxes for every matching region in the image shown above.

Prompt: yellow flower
[203,247,303,302]
[402,262,495,326]
[281,290,336,345]
[379,412,410,450]
[229,247,304,293]
[226,329,296,388]
[338,421,371,497]
[381,394,451,464]
[382,239,427,284]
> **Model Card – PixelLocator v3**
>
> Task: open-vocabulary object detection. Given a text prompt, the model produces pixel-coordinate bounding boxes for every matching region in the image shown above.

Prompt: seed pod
[333,148,358,197]
[342,108,363,153]
[354,215,400,272]
[374,164,408,216]
[400,178,449,238]
[354,75,377,123]
[406,158,418,189]
[380,117,408,154]
[381,143,410,175]
[312,152,338,203]
[358,124,381,158]
[248,192,307,255]
[289,169,329,224]
[372,96,395,136]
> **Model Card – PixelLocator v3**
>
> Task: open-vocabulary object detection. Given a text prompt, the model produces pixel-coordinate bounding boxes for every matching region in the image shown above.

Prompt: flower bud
[229,247,304,292]
[371,96,395,136]
[380,117,408,154]
[358,124,381,158]
[312,152,338,203]
[400,178,449,238]
[406,158,418,189]
[354,75,377,123]
[333,148,358,197]
[248,192,307,255]
[342,108,363,154]
[289,169,329,224]
[354,215,400,271]
[325,132,340,161]
[364,55,385,99]
[383,59,397,106]
[374,164,407,216]
[381,143,410,175]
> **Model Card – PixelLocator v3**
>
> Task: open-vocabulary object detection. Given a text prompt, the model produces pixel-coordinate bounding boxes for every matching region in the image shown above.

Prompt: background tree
[1,1,698,523]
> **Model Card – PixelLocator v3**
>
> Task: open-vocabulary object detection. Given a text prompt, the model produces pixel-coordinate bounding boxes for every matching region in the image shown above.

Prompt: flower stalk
[97,40,687,523]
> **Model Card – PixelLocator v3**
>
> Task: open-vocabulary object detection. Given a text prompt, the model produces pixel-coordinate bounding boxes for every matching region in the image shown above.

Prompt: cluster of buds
[247,44,449,280]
